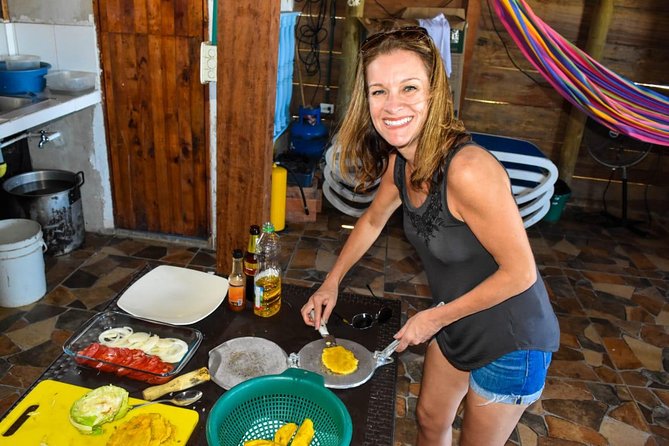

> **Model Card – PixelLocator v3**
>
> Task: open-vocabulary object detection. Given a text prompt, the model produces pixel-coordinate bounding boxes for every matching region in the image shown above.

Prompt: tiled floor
[0,204,667,445]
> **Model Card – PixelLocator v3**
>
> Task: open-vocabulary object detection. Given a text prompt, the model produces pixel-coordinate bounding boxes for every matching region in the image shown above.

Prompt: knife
[310,310,336,347]
[318,320,337,348]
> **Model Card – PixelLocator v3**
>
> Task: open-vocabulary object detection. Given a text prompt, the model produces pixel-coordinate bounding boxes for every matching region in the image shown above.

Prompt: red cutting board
[0,379,199,445]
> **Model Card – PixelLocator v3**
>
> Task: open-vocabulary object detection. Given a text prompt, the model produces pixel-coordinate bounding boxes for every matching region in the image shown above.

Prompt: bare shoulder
[447,144,506,188]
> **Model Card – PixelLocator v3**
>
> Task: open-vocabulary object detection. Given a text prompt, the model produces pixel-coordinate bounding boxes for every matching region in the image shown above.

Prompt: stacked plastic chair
[322,140,380,217]
[471,132,558,228]
[323,133,557,227]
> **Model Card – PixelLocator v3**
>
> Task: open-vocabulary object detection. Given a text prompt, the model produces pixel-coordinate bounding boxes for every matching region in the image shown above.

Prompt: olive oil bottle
[253,222,281,317]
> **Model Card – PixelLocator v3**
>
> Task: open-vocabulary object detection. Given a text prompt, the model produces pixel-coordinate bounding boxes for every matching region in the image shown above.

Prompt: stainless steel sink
[0,95,47,113]
[0,95,53,122]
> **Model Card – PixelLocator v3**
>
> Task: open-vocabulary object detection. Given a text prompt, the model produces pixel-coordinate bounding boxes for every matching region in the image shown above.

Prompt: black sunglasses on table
[334,305,393,330]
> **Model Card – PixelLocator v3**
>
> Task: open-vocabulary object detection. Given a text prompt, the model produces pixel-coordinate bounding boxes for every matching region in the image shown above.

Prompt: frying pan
[288,320,399,389]
[290,338,398,389]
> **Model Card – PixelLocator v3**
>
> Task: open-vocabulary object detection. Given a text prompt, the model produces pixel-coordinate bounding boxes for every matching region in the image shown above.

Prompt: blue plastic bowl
[0,61,51,94]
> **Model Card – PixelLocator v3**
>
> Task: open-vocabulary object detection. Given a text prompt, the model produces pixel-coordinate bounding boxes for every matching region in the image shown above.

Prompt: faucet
[37,130,63,148]
[38,130,49,148]
[0,129,63,151]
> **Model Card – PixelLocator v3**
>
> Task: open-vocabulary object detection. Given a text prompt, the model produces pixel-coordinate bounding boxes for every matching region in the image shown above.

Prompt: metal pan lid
[208,336,288,390]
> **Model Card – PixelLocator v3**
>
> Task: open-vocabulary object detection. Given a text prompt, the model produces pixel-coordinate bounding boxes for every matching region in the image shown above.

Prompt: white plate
[117,265,229,325]
[208,337,288,390]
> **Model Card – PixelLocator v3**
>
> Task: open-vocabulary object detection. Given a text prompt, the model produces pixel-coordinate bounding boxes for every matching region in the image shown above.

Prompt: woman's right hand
[301,281,339,330]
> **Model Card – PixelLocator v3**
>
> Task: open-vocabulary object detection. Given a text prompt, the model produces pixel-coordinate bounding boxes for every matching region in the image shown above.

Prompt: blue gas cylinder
[290,106,328,159]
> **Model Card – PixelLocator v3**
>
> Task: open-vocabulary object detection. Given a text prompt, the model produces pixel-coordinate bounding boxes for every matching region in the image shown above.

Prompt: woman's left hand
[393,305,446,352]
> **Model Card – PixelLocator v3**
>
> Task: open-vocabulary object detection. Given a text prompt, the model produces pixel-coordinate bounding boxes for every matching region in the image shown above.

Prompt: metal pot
[3,170,85,256]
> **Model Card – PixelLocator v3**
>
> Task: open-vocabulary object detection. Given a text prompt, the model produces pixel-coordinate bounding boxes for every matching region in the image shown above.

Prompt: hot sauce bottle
[228,249,245,312]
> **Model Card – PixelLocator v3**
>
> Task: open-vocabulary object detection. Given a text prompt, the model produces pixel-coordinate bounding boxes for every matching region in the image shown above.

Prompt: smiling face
[366,49,430,161]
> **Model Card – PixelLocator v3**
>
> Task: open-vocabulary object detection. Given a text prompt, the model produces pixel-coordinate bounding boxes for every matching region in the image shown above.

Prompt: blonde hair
[336,30,467,191]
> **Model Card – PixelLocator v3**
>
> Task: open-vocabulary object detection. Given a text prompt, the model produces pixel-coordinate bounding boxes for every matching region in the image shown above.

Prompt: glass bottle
[243,225,260,303]
[253,221,281,317]
[228,249,245,312]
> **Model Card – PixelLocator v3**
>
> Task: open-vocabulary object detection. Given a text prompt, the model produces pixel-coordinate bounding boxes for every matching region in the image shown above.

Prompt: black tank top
[393,143,560,370]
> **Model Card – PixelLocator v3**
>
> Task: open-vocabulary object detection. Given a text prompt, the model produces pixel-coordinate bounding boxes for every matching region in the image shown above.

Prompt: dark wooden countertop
[4,266,400,445]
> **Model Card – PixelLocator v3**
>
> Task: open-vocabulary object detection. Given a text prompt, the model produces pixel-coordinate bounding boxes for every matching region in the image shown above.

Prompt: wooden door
[95,0,209,238]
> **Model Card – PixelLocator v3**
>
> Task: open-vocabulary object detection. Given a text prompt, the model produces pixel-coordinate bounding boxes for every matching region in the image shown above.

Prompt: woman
[300,27,559,445]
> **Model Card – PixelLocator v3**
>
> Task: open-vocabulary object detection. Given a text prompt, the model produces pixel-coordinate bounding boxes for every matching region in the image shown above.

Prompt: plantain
[289,418,314,446]
[243,440,282,446]
[273,422,298,445]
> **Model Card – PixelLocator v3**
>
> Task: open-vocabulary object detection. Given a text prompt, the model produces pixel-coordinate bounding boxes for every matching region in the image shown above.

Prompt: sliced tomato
[78,342,100,358]
[76,342,175,382]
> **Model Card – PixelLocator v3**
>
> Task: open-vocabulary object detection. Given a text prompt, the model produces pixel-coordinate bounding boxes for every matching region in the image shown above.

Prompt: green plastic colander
[206,368,352,446]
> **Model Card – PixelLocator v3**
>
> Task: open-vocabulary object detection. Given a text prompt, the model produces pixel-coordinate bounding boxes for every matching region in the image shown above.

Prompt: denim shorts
[469,350,552,405]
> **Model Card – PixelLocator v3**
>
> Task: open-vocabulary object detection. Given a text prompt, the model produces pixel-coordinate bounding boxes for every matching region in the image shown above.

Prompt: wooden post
[215,1,280,273]
[558,0,614,185]
[461,0,481,115]
[335,0,364,124]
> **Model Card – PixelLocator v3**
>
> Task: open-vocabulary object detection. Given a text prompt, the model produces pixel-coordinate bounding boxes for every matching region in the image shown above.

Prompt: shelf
[0,89,102,139]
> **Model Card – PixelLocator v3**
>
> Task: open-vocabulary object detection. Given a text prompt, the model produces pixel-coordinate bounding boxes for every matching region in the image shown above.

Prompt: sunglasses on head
[360,26,430,54]
[335,305,393,330]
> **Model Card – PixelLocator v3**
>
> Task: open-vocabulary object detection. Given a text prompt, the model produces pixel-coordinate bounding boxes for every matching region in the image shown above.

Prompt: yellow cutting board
[0,379,199,445]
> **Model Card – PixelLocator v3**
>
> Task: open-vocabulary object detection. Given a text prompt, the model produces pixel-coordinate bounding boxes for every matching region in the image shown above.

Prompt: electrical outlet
[200,42,217,83]
[320,103,334,114]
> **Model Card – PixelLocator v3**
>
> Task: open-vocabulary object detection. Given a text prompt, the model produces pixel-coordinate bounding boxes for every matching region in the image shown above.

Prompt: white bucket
[0,219,47,307]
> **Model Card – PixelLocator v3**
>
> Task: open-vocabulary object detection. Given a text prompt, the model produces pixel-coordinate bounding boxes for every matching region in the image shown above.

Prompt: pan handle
[75,171,85,188]
[378,339,400,358]
[373,339,399,368]
[373,302,445,368]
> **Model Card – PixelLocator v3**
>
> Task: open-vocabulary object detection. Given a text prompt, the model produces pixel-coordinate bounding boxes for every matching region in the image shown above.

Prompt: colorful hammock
[491,0,669,147]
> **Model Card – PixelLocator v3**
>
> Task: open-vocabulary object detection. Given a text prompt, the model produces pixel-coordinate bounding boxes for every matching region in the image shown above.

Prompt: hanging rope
[491,0,669,146]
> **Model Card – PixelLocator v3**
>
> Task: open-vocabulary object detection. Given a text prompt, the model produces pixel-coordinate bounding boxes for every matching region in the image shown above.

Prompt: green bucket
[543,179,571,223]
[206,368,352,446]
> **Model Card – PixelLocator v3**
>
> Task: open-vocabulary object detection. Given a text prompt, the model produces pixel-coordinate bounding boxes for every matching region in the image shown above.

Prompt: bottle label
[244,258,257,276]
[254,285,264,308]
[229,285,244,307]
[247,235,259,254]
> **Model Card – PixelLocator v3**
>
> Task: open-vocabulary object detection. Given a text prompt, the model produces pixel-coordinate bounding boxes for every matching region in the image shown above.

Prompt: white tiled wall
[7,23,98,72]
[0,24,8,55]
[53,25,98,72]
[13,23,57,65]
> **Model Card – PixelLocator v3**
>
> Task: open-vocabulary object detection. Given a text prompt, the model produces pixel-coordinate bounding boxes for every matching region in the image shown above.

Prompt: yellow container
[270,163,287,231]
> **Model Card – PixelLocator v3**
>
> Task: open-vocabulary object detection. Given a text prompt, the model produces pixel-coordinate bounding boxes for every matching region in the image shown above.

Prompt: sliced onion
[98,327,188,363]
[141,334,160,352]
[126,332,150,346]
[99,327,133,346]
[155,339,188,363]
